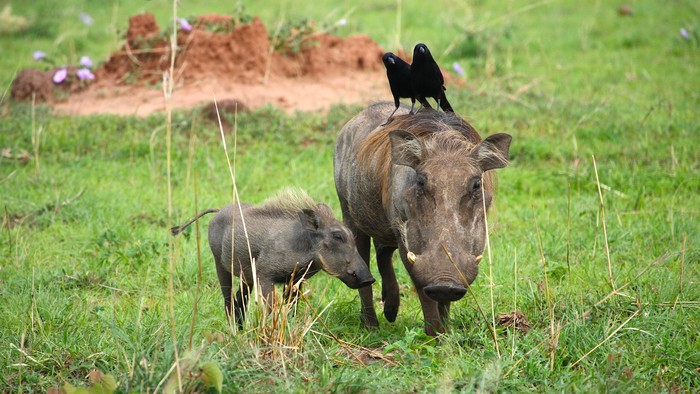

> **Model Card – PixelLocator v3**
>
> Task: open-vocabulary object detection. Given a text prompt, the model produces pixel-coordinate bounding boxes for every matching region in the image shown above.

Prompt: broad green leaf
[100,374,118,393]
[201,361,224,393]
[63,383,90,394]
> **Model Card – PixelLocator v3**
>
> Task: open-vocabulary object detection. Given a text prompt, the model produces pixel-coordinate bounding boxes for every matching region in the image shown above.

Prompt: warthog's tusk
[407,251,416,264]
[475,255,483,264]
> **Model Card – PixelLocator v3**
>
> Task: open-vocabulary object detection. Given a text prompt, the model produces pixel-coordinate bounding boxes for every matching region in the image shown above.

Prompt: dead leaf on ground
[339,344,396,366]
[1,148,31,163]
[498,310,532,334]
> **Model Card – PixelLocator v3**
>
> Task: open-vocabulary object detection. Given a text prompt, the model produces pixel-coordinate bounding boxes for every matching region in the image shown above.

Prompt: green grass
[1,0,699,392]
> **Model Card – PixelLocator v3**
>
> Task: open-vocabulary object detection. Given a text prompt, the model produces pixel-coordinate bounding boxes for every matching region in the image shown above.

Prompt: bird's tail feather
[439,93,454,112]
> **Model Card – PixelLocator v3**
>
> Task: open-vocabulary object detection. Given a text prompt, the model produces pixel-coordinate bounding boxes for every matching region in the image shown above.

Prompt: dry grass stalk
[635,301,699,308]
[672,234,686,309]
[481,174,500,358]
[566,182,572,285]
[531,206,556,370]
[571,310,640,368]
[679,233,686,295]
[31,92,42,172]
[163,0,182,389]
[187,169,203,350]
[212,94,259,317]
[592,155,615,292]
[581,252,672,320]
[512,248,518,358]
[504,220,673,378]
[441,243,500,356]
[299,299,365,365]
[394,0,403,51]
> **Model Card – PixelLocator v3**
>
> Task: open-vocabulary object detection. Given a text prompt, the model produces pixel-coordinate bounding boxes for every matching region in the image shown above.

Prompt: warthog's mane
[255,187,333,220]
[357,109,497,208]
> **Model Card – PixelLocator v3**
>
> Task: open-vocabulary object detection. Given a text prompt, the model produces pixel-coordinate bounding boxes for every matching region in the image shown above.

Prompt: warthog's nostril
[424,283,467,302]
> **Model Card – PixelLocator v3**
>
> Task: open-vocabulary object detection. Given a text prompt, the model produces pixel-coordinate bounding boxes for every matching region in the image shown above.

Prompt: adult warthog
[334,102,512,336]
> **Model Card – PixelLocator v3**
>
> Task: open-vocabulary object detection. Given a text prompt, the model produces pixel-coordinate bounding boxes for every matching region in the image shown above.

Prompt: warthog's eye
[415,173,427,192]
[469,177,482,196]
[332,231,345,242]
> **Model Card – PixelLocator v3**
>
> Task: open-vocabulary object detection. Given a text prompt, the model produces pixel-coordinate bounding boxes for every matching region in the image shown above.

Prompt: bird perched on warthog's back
[381,52,416,125]
[410,43,453,113]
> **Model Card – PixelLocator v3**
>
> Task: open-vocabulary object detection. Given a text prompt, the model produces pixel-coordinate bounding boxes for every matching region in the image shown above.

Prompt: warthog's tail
[170,208,220,235]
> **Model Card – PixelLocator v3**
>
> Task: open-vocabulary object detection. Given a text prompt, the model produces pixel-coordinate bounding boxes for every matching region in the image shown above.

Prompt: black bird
[381,52,416,126]
[410,43,453,112]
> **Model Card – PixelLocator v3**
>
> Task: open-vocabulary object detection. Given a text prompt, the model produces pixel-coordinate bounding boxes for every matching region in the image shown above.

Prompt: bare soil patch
[11,13,391,116]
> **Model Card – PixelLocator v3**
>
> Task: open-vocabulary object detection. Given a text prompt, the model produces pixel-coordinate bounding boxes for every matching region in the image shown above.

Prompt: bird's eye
[332,232,344,242]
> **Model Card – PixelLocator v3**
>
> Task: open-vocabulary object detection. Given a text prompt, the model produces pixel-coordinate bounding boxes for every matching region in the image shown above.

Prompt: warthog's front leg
[356,232,379,328]
[416,286,445,336]
[375,242,400,322]
[438,301,451,324]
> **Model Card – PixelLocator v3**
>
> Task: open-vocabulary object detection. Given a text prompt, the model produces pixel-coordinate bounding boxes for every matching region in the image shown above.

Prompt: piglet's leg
[214,257,234,319]
[233,283,250,328]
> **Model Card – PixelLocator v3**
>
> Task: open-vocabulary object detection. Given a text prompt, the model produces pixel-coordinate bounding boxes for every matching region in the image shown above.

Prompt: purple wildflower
[33,51,47,61]
[79,12,94,26]
[79,55,93,68]
[76,68,95,81]
[452,62,465,77]
[53,68,68,84]
[680,28,690,40]
[179,18,192,32]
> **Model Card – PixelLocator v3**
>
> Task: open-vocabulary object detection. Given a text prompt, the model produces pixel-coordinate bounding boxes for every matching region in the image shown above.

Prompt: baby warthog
[171,189,375,324]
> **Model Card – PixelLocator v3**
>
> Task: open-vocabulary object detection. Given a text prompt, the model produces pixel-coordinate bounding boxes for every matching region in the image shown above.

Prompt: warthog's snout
[346,268,376,289]
[423,282,467,302]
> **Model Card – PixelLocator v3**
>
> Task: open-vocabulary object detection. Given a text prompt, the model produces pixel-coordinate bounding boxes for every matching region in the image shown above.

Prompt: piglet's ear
[470,133,512,172]
[390,130,423,169]
[299,209,321,232]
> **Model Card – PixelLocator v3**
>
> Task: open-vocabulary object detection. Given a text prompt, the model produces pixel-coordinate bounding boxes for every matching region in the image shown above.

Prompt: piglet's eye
[332,232,344,242]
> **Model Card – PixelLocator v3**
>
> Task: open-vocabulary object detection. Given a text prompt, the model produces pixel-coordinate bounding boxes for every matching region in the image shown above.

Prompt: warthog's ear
[390,129,423,169]
[299,209,322,232]
[314,203,334,218]
[471,133,512,172]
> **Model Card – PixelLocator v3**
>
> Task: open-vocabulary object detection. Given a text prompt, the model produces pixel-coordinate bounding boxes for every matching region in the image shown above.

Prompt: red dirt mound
[12,13,392,116]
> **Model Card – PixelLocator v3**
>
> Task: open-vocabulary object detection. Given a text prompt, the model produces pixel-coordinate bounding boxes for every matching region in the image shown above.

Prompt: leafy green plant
[61,370,117,394]
[271,18,320,54]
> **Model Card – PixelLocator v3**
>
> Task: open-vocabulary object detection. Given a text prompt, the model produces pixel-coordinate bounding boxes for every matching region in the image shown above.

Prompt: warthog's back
[334,103,410,246]
[334,102,487,247]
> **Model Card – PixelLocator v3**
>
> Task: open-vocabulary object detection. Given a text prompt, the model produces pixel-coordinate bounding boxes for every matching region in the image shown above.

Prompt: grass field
[1,0,699,392]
